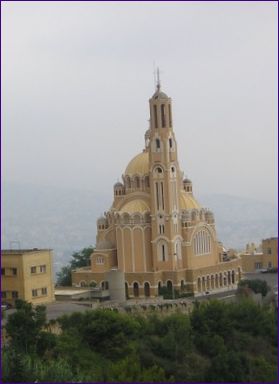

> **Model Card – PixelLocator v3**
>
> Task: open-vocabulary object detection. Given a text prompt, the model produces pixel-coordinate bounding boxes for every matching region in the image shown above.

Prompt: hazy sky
[2,1,278,205]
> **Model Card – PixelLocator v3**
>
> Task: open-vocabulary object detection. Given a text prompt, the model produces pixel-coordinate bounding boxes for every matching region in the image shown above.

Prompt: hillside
[2,182,277,274]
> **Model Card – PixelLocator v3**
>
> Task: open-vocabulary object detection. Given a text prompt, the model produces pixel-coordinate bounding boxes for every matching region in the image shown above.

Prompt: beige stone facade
[240,237,278,272]
[72,79,242,297]
[1,249,54,306]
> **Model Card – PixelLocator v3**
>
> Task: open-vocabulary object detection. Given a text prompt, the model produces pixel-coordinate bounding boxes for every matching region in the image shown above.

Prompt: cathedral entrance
[144,282,150,297]
[133,282,139,297]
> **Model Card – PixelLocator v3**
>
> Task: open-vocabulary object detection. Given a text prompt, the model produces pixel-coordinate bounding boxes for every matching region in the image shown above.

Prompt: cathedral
[72,77,242,298]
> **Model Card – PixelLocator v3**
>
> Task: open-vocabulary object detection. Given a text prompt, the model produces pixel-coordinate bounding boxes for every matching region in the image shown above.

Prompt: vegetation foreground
[2,298,277,383]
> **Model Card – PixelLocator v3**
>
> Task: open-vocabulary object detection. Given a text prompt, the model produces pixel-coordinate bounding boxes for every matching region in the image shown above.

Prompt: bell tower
[148,69,182,271]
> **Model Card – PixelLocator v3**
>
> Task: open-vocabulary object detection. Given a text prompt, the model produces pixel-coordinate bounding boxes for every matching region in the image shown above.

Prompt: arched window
[193,229,211,255]
[96,256,104,265]
[123,214,130,225]
[135,176,140,188]
[169,138,173,149]
[168,104,172,127]
[156,138,160,149]
[133,214,141,224]
[126,177,131,189]
[158,240,168,262]
[144,176,150,188]
[162,244,166,261]
[167,280,173,291]
[159,224,165,234]
[161,104,166,127]
[144,282,150,297]
[133,282,139,297]
[125,282,129,299]
[153,105,158,128]
[175,241,182,259]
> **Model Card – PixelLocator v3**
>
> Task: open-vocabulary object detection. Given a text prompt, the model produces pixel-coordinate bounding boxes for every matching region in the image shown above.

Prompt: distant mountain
[1,182,277,276]
[198,193,277,249]
[1,182,111,274]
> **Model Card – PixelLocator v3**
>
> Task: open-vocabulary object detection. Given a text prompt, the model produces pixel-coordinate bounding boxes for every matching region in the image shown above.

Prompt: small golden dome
[125,151,149,176]
[180,191,200,210]
[120,199,150,213]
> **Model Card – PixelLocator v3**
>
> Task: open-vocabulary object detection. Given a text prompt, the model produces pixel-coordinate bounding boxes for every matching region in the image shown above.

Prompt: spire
[156,67,161,91]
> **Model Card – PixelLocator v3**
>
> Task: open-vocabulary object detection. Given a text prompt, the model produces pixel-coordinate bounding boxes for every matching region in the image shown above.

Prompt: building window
[135,177,140,188]
[31,266,36,274]
[168,104,172,127]
[255,262,263,270]
[1,268,5,275]
[32,289,38,297]
[156,182,159,210]
[1,291,7,298]
[145,176,150,188]
[159,224,165,234]
[169,138,173,149]
[96,256,104,265]
[193,229,211,255]
[40,265,46,273]
[156,138,160,149]
[161,182,165,210]
[12,291,18,299]
[161,104,166,127]
[268,262,272,268]
[101,281,109,290]
[126,177,131,189]
[42,288,47,295]
[267,248,272,255]
[162,244,166,261]
[153,105,158,128]
[12,268,17,275]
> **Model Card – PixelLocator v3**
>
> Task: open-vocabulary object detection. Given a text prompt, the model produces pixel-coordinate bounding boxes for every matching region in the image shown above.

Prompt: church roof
[95,239,114,250]
[125,151,149,176]
[180,191,200,210]
[152,90,169,100]
[120,199,150,213]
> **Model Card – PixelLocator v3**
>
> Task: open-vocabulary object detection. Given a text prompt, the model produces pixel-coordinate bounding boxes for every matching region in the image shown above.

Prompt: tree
[56,265,72,286]
[56,246,94,286]
[206,351,250,382]
[6,300,47,354]
[238,279,270,297]
[70,246,94,269]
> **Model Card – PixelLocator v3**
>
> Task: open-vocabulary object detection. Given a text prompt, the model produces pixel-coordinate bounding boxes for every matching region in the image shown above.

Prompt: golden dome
[120,199,150,213]
[180,191,200,210]
[125,151,149,176]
